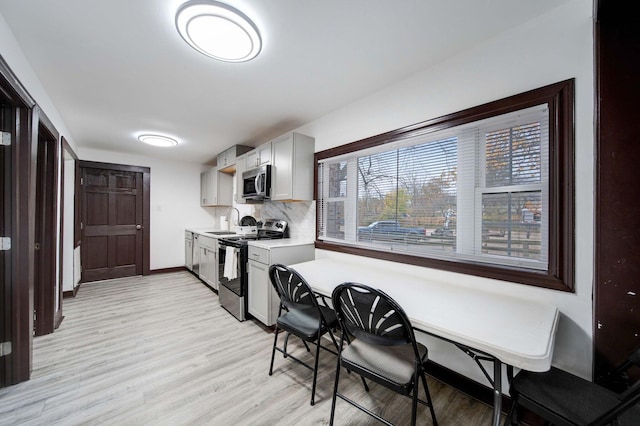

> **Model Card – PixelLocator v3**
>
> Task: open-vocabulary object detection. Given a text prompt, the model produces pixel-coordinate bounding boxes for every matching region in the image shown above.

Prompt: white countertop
[186,228,237,238]
[248,238,315,249]
[288,257,559,372]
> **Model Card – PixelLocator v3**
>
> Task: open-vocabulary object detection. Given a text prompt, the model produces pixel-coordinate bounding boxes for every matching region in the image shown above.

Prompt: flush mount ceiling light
[175,0,262,63]
[138,134,179,148]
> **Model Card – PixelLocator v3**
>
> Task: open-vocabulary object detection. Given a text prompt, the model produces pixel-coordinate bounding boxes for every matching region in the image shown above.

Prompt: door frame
[78,161,151,281]
[0,55,37,386]
[60,137,80,299]
[594,1,640,381]
[33,110,60,336]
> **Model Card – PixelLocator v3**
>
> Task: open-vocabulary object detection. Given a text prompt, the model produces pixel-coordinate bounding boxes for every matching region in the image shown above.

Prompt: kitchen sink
[206,231,235,235]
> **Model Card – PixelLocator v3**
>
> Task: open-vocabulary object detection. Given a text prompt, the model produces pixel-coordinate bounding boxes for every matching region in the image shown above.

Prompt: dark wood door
[595,1,640,383]
[81,164,148,282]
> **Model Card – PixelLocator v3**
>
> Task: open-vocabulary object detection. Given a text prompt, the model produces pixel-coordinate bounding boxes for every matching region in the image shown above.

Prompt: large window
[315,80,574,291]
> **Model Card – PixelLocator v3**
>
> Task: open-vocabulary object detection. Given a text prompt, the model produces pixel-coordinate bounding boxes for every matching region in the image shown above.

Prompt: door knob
[136,225,142,230]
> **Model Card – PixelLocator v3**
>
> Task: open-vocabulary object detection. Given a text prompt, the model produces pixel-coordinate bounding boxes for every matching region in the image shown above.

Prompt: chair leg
[283,332,290,357]
[310,336,322,406]
[505,396,518,425]
[411,371,419,426]
[330,354,342,425]
[419,369,437,425]
[360,376,369,392]
[269,326,280,376]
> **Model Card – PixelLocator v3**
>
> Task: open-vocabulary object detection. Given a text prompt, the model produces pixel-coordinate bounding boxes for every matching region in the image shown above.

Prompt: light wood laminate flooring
[0,272,496,425]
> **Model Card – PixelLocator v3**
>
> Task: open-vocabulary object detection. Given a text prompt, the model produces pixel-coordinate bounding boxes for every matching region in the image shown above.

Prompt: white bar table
[288,258,560,426]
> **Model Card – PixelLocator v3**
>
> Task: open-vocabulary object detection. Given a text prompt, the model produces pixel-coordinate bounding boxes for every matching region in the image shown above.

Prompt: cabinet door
[216,170,233,205]
[235,153,247,203]
[185,238,193,270]
[216,151,227,169]
[202,169,233,206]
[200,171,208,206]
[245,150,258,170]
[205,248,217,290]
[257,142,272,166]
[248,260,271,325]
[198,246,208,281]
[207,170,217,205]
[271,134,294,200]
[272,133,314,201]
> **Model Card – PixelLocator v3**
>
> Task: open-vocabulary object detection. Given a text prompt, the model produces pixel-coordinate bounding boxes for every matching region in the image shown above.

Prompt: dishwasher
[192,233,200,275]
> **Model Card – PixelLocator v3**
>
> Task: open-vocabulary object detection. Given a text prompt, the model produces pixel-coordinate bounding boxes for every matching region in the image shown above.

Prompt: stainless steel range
[217,219,288,321]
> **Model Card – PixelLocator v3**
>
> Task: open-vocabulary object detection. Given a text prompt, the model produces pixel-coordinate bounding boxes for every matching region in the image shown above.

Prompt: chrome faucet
[230,207,241,226]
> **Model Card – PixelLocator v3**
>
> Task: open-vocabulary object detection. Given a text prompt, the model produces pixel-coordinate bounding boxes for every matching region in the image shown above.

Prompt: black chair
[330,283,438,426]
[507,345,640,425]
[268,263,339,406]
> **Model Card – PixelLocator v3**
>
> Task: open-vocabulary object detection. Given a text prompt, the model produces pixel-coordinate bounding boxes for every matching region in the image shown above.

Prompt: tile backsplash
[214,201,315,240]
[263,201,315,240]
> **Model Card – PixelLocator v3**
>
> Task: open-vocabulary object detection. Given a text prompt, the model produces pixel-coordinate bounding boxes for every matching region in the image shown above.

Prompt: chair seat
[277,306,337,341]
[513,367,640,425]
[341,338,428,394]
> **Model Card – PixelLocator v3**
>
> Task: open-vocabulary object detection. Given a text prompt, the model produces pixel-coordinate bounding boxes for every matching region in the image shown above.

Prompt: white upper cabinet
[271,132,315,201]
[201,167,233,206]
[217,145,252,172]
[245,141,271,170]
[235,152,247,204]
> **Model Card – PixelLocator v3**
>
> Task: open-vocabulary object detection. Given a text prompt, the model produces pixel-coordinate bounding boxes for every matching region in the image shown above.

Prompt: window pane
[357,150,399,227]
[486,122,541,187]
[325,201,345,239]
[356,138,457,249]
[482,191,542,260]
[329,162,347,198]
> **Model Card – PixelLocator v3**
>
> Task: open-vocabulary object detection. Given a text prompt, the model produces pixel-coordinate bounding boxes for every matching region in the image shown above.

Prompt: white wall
[0,12,78,154]
[79,148,217,270]
[297,0,595,383]
[62,157,75,292]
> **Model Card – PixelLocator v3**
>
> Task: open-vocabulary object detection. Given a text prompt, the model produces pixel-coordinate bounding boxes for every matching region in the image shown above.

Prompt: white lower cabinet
[198,236,218,290]
[247,243,314,326]
[185,231,193,271]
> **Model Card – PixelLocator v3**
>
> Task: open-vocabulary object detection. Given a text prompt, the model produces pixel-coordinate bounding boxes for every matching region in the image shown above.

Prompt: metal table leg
[453,343,503,426]
[492,359,502,426]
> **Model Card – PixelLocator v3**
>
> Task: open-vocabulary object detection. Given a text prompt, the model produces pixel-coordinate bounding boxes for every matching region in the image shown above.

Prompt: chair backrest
[598,344,640,392]
[331,282,415,348]
[269,263,318,311]
[585,345,640,426]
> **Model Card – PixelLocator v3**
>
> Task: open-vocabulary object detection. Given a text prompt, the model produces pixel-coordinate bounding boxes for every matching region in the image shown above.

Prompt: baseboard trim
[63,284,80,299]
[425,361,542,425]
[149,266,189,275]
[425,360,510,408]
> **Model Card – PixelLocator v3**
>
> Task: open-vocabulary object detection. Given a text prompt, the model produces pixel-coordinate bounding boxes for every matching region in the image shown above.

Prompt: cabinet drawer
[248,245,269,264]
[199,236,216,250]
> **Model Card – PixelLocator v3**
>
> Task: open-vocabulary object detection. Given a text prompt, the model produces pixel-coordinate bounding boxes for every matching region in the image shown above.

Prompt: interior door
[80,162,150,282]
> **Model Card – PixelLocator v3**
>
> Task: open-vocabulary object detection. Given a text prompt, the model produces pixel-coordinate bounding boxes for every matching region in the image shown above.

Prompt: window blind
[318,104,549,271]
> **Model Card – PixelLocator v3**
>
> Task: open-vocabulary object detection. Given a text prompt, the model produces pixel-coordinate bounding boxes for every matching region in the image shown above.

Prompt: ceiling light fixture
[138,134,179,148]
[175,0,262,63]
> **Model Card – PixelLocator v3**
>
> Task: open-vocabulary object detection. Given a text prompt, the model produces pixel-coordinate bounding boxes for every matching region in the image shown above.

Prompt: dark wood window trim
[314,79,575,292]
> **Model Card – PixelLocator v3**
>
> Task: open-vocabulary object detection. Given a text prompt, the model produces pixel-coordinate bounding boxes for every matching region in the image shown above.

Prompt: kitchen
[1,0,638,424]
[186,134,317,324]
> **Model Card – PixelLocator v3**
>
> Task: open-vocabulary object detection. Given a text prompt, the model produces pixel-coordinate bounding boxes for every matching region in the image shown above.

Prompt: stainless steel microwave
[242,165,271,201]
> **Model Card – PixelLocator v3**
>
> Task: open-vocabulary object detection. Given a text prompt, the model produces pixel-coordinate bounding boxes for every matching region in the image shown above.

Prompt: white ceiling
[0,0,571,164]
